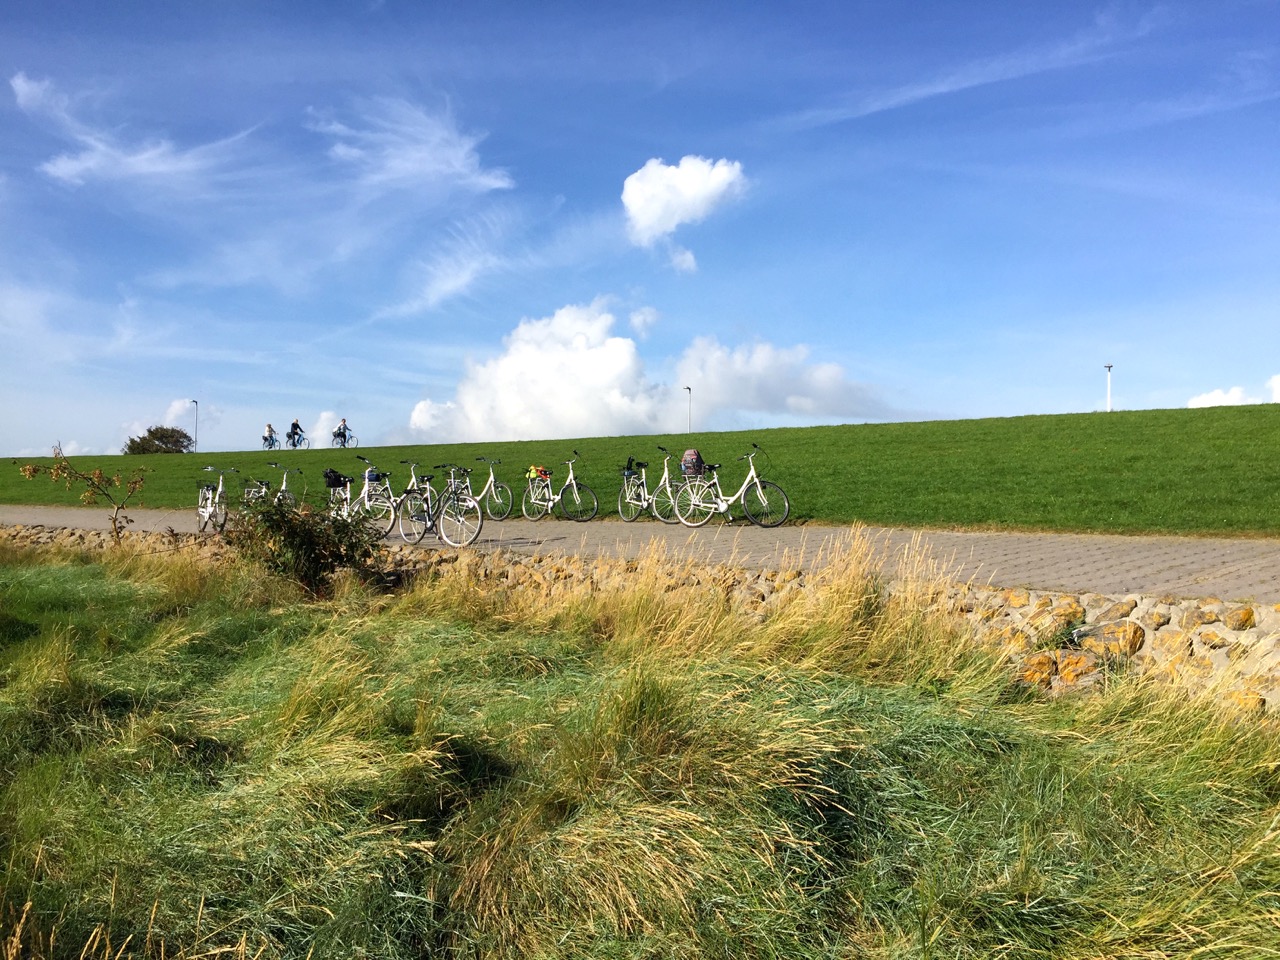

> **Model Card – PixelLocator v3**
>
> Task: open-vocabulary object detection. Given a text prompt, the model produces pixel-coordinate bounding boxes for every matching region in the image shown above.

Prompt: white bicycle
[468,457,514,520]
[673,444,790,528]
[616,446,679,523]
[197,466,236,532]
[396,463,483,547]
[241,462,302,508]
[521,452,598,521]
[337,456,396,534]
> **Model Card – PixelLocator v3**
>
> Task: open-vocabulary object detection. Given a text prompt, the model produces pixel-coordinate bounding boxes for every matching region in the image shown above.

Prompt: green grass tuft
[3,536,1280,957]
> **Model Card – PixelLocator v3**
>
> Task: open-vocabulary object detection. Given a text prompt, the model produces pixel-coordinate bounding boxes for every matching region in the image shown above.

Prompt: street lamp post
[1104,365,1112,413]
[189,399,198,452]
[683,386,691,433]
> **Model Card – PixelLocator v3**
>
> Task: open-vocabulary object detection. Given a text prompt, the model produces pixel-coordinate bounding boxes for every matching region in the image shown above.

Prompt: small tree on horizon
[123,425,194,455]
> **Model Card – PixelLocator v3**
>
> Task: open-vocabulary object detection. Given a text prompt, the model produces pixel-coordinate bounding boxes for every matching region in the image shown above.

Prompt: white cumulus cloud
[411,299,664,442]
[676,338,885,420]
[408,299,887,443]
[1187,375,1280,408]
[621,156,746,257]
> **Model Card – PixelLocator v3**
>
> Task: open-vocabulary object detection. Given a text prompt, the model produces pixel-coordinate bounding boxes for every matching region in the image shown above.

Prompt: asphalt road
[4,504,1280,604]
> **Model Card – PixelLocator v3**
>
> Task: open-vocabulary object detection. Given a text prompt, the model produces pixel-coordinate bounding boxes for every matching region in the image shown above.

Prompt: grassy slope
[2,543,1279,958]
[7,405,1280,534]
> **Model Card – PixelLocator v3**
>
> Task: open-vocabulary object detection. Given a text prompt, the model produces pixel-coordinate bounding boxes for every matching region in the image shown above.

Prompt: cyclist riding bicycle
[263,423,276,446]
[332,418,350,443]
[287,418,305,447]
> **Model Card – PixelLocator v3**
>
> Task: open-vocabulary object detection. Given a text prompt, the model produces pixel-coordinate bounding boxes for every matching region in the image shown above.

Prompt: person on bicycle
[288,418,305,446]
[263,423,276,446]
[332,418,350,444]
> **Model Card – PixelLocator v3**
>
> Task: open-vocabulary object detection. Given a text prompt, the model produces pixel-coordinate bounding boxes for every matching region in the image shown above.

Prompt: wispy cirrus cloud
[778,9,1163,130]
[307,97,514,195]
[11,72,251,187]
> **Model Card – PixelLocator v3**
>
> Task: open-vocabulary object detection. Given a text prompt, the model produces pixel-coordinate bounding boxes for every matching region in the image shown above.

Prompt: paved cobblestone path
[5,505,1279,604]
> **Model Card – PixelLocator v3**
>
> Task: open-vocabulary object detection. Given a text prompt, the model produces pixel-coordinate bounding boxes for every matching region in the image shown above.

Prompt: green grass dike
[2,531,1279,958]
[8,405,1280,535]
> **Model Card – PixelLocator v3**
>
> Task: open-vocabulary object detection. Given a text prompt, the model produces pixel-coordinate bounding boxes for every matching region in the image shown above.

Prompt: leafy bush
[225,501,381,596]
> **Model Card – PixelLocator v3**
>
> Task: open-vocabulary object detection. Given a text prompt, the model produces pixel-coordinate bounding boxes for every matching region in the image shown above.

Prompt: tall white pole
[684,386,691,432]
[190,399,199,451]
[1104,365,1112,413]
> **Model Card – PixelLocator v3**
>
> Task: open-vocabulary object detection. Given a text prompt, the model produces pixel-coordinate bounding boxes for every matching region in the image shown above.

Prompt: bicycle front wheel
[522,481,550,520]
[650,482,679,524]
[398,493,431,544]
[742,480,790,528]
[437,493,483,547]
[558,481,598,522]
[483,482,513,520]
[275,491,297,509]
[617,479,644,522]
[196,491,212,531]
[328,489,349,518]
[674,480,715,527]
[211,497,228,533]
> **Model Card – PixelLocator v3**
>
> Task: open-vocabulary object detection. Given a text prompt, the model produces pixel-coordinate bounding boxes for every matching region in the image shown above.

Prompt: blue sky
[2,0,1277,456]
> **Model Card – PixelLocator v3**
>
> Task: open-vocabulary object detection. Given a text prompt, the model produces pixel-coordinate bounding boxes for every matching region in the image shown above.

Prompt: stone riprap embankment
[4,522,1278,712]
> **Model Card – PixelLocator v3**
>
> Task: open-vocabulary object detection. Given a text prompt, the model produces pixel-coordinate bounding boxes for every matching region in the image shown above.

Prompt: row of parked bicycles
[195,444,791,547]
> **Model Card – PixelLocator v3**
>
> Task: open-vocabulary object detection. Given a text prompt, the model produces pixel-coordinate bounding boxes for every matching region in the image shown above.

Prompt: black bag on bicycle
[323,468,353,488]
[680,449,705,477]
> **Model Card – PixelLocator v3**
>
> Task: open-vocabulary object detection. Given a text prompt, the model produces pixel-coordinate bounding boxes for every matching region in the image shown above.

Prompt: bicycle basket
[527,464,551,480]
[323,468,353,488]
[364,469,386,483]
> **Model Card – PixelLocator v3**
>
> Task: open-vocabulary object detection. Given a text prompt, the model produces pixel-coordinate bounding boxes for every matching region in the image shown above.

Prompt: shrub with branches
[19,448,147,544]
[225,500,382,596]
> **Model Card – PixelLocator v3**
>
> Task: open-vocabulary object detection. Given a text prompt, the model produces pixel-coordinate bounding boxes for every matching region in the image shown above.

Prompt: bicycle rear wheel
[742,480,790,528]
[674,480,715,527]
[398,492,431,543]
[360,494,396,536]
[437,493,483,547]
[617,478,644,521]
[558,481,598,522]
[521,481,551,520]
[484,482,513,520]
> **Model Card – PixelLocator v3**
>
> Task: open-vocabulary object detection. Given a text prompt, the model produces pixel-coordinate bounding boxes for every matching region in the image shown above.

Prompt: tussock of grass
[4,534,1280,958]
